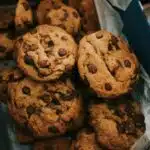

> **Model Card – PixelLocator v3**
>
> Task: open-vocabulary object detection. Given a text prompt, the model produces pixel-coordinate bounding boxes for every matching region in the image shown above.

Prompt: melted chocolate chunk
[0,46,6,52]
[105,83,112,91]
[26,105,35,117]
[124,60,131,68]
[58,48,67,57]
[24,55,35,66]
[96,32,103,39]
[61,12,69,21]
[87,64,97,74]
[48,40,54,47]
[51,99,60,105]
[22,2,29,11]
[38,60,49,68]
[39,94,50,103]
[72,11,78,18]
[22,86,31,95]
[61,36,68,41]
[48,126,59,133]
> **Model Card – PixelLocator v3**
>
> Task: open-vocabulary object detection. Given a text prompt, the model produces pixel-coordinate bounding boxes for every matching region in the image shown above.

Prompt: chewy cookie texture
[78,30,139,98]
[8,78,84,137]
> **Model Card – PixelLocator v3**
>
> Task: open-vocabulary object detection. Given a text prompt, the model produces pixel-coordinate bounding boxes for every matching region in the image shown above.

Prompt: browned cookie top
[15,0,33,31]
[71,129,102,150]
[78,30,139,98]
[33,137,72,150]
[89,98,145,150]
[45,5,81,35]
[16,25,77,81]
[8,78,84,137]
[36,0,63,25]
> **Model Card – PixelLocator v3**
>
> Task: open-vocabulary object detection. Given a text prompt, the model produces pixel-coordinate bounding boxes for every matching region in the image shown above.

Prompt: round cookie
[16,25,77,81]
[0,67,24,104]
[89,98,145,150]
[36,0,63,25]
[0,33,14,59]
[71,129,102,150]
[78,30,139,98]
[8,78,84,137]
[33,137,72,150]
[15,0,33,31]
[45,5,81,35]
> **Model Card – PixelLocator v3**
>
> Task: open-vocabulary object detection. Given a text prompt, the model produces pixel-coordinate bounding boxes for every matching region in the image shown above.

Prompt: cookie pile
[0,0,145,150]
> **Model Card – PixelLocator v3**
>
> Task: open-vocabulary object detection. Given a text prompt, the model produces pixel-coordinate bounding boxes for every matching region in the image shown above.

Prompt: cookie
[45,5,81,35]
[71,129,102,150]
[78,30,139,98]
[33,137,72,150]
[0,67,24,104]
[89,98,145,150]
[0,33,14,59]
[15,0,33,31]
[16,126,34,144]
[16,25,77,81]
[8,78,84,137]
[36,0,63,25]
[0,8,15,29]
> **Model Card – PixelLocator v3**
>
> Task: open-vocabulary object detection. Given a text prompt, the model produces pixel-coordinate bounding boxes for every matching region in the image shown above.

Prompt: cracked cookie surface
[71,129,102,150]
[78,30,139,98]
[89,98,145,150]
[16,25,77,81]
[8,78,84,137]
[15,0,33,31]
[45,5,81,35]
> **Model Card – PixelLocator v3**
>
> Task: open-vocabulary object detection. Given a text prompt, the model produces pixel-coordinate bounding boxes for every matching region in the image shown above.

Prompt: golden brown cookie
[45,5,81,35]
[15,25,77,82]
[36,0,63,25]
[71,129,102,150]
[0,33,14,59]
[89,97,145,150]
[15,0,33,31]
[78,30,139,98]
[33,137,72,150]
[8,78,84,137]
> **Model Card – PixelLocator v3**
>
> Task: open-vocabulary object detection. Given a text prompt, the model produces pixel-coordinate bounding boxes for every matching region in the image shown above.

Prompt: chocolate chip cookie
[71,129,102,150]
[36,0,63,25]
[15,125,34,144]
[89,97,145,150]
[45,5,81,35]
[0,67,24,104]
[15,0,33,31]
[33,137,72,150]
[8,78,84,137]
[16,25,77,81]
[78,30,139,98]
[0,33,14,59]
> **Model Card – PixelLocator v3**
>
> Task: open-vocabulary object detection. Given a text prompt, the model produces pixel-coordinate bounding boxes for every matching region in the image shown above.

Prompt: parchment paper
[94,0,150,149]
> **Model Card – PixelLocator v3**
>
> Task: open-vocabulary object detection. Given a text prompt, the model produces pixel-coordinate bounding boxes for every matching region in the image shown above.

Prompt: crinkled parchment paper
[94,0,150,149]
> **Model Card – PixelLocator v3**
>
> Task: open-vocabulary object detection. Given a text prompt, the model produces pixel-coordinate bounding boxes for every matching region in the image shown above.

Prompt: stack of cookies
[0,0,145,150]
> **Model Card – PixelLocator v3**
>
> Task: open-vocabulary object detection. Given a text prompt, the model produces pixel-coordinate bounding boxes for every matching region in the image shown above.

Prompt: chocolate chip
[22,2,29,11]
[58,48,67,57]
[38,60,49,68]
[24,55,35,66]
[39,94,50,103]
[26,105,35,117]
[48,40,54,47]
[135,114,145,128]
[105,83,112,91]
[124,60,131,68]
[72,11,78,18]
[56,109,62,115]
[96,32,103,39]
[117,123,125,133]
[48,126,59,133]
[60,90,77,100]
[108,43,113,51]
[0,46,6,52]
[22,86,31,95]
[60,12,69,21]
[111,35,118,45]
[51,99,60,105]
[87,64,97,74]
